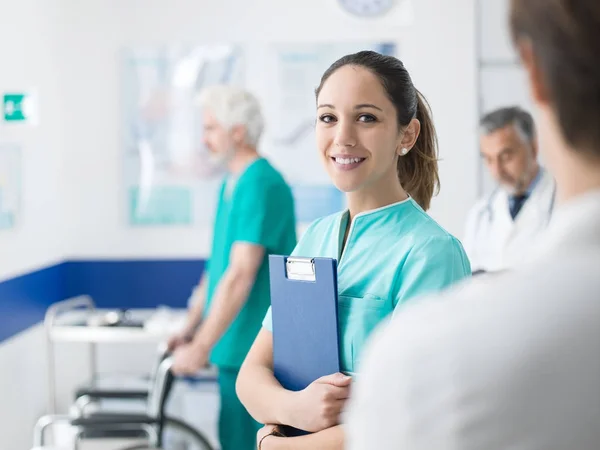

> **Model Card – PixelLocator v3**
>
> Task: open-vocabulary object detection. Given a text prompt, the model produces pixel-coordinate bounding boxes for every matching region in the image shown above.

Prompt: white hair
[196,85,264,147]
[479,106,536,147]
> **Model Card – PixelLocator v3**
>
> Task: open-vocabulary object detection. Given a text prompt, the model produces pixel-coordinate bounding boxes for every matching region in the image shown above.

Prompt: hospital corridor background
[0,1,564,449]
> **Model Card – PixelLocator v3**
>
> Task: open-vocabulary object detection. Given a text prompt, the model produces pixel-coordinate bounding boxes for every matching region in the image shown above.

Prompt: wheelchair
[33,355,215,450]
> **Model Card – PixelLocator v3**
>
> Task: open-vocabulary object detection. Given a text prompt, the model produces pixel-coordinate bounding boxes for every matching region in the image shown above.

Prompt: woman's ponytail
[396,90,440,211]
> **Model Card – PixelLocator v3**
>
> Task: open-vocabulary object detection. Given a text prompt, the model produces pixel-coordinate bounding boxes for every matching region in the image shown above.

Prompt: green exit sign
[3,93,35,122]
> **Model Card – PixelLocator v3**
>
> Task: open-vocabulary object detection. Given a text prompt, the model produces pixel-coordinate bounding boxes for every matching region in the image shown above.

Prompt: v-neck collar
[351,197,413,220]
[336,197,414,262]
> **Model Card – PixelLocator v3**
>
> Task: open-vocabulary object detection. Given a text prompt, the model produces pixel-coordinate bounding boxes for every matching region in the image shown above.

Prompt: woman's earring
[400,147,409,156]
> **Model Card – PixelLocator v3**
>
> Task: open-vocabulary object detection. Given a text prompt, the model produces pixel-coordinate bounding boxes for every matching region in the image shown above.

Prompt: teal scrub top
[263,197,471,374]
[206,158,297,369]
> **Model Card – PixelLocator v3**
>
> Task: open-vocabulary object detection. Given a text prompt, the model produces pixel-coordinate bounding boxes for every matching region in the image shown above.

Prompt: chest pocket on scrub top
[337,293,392,373]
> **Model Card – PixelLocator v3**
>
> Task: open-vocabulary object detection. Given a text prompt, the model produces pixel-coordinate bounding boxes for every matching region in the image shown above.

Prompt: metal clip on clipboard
[285,257,316,281]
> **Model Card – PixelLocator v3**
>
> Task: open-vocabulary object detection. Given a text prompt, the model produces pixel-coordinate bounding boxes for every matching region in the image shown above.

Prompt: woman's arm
[237,329,296,425]
[237,329,352,431]
[260,425,344,450]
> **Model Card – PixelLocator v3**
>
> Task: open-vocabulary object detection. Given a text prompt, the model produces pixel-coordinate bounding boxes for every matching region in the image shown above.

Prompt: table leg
[89,342,97,384]
[47,336,56,413]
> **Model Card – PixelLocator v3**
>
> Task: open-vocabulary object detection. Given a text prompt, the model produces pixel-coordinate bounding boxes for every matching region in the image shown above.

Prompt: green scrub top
[206,158,297,369]
[263,197,471,373]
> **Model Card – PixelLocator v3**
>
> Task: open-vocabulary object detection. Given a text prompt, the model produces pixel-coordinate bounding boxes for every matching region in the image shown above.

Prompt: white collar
[530,188,600,259]
[345,197,413,220]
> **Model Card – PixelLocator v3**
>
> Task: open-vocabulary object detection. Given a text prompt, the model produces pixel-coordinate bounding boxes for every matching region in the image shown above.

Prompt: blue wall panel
[0,259,206,342]
[63,260,206,309]
[0,263,66,342]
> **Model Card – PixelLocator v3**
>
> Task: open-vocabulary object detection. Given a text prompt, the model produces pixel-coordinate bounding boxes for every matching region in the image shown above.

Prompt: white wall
[402,0,478,234]
[0,0,67,281]
[0,327,50,450]
[0,1,68,448]
[60,0,477,261]
[0,327,89,450]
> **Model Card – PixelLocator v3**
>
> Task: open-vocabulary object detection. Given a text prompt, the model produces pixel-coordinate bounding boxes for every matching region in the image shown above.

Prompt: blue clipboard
[269,255,341,436]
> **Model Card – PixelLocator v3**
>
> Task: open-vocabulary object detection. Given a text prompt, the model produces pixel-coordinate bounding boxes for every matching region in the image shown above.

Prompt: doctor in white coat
[464,106,555,272]
[347,0,600,448]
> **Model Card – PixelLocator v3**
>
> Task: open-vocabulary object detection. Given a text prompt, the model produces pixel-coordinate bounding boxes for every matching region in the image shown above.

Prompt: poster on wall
[0,144,20,229]
[262,42,397,222]
[122,45,244,226]
[122,42,397,227]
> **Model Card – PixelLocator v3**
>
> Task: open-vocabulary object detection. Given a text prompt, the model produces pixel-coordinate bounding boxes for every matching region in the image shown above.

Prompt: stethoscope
[476,182,557,234]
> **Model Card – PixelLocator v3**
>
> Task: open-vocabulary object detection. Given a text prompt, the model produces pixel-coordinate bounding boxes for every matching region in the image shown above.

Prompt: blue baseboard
[0,259,206,343]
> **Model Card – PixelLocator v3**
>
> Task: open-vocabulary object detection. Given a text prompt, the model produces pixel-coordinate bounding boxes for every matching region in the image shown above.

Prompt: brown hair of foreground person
[510,0,600,161]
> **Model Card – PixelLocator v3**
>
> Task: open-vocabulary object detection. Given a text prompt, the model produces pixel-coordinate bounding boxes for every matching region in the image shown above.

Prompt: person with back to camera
[235,50,472,449]
[347,1,600,449]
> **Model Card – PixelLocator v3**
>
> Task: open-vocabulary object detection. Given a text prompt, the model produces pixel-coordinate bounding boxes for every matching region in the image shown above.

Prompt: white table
[45,296,186,413]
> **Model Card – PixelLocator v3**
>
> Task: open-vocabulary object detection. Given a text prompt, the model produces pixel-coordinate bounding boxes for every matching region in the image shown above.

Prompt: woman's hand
[289,373,352,432]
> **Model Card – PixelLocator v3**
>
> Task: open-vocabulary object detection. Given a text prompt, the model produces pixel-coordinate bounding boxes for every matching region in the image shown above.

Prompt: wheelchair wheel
[118,416,215,450]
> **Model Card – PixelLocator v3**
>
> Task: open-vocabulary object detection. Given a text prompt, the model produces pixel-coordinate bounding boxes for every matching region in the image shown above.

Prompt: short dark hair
[479,106,535,145]
[510,0,600,159]
[315,51,439,211]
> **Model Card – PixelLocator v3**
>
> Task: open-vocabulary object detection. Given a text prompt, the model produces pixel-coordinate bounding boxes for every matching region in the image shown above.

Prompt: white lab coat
[463,169,556,271]
[347,189,600,450]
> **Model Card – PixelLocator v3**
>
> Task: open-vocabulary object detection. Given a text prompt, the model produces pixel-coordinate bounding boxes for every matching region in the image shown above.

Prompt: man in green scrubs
[170,85,297,450]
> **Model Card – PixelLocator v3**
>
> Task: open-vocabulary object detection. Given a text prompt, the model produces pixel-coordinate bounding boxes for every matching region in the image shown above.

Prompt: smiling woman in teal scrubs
[236,50,471,450]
